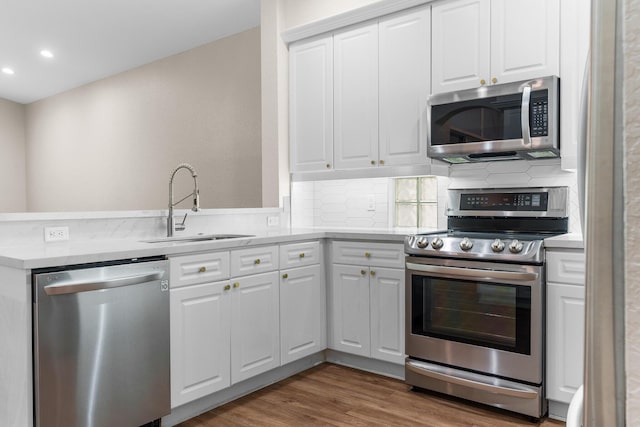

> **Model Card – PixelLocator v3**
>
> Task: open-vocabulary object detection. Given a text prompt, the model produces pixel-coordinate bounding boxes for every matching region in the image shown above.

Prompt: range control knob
[491,239,505,252]
[416,236,429,249]
[509,239,525,254]
[459,237,473,251]
[431,237,444,250]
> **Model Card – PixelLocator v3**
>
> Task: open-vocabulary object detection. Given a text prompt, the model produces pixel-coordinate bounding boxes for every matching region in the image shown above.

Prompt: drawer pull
[233,282,240,288]
[224,284,231,291]
[299,253,305,258]
[370,270,376,276]
[282,273,289,279]
[254,259,261,265]
[379,160,385,165]
[361,269,366,276]
[365,252,371,258]
[199,266,206,273]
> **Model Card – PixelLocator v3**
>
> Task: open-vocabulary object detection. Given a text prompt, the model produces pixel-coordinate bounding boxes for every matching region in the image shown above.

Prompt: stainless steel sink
[141,234,253,244]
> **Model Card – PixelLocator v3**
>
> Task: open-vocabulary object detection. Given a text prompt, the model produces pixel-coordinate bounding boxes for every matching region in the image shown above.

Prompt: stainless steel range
[404,187,568,420]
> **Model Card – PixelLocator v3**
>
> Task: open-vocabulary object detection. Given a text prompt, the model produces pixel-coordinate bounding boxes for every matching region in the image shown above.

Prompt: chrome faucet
[168,163,200,237]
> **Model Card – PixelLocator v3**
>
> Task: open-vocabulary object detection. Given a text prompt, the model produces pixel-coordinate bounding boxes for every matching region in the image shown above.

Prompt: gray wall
[17,27,261,212]
[0,98,26,212]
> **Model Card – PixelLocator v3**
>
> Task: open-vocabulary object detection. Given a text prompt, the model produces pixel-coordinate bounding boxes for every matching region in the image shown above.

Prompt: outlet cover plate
[44,226,69,242]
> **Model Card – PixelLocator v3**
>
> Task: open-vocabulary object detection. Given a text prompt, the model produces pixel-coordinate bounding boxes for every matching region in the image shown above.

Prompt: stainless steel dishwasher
[33,257,170,427]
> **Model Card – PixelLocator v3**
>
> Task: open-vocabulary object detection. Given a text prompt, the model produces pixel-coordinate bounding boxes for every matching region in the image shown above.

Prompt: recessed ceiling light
[40,50,54,58]
[2,67,15,75]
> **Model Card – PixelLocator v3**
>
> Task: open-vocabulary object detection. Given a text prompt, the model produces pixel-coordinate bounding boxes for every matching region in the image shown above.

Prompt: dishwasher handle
[44,270,165,296]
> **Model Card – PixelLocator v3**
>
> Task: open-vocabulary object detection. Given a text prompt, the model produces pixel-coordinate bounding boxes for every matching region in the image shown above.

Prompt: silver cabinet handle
[521,85,532,146]
[406,262,538,283]
[44,271,164,296]
[406,360,538,399]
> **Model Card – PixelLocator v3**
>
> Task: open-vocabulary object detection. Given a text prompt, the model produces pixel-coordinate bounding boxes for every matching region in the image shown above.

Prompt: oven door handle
[406,262,538,283]
[406,360,538,399]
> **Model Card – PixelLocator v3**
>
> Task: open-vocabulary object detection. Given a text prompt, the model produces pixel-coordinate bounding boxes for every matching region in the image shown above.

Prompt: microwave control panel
[530,90,549,137]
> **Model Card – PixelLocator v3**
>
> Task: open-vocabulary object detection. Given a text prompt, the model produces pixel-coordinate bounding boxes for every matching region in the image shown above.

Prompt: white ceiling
[0,0,261,104]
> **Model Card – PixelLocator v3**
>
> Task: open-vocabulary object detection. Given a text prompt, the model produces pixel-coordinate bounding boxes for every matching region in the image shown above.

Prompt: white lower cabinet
[370,267,405,364]
[170,248,281,407]
[280,264,325,364]
[231,271,280,384]
[329,241,405,365]
[170,281,231,407]
[331,264,371,357]
[546,249,586,412]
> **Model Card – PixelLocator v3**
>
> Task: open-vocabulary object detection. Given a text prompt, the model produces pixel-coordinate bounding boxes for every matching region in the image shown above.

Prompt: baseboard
[548,400,569,421]
[325,349,405,380]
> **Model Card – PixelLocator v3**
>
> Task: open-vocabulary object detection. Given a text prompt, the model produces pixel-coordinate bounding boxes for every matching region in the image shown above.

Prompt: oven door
[405,256,543,384]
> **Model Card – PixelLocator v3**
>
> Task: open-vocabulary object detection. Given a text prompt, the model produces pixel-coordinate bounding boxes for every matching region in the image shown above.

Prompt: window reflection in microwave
[431,95,523,144]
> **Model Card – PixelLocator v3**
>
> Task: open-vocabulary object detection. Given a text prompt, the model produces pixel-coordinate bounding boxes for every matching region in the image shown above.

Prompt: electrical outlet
[267,216,280,227]
[44,226,69,242]
[367,195,376,211]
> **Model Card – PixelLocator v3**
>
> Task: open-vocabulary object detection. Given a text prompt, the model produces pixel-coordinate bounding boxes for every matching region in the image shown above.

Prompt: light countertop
[544,233,584,250]
[0,228,413,270]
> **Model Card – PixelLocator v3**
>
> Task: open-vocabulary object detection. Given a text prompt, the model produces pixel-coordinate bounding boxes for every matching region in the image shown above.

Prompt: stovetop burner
[405,187,570,264]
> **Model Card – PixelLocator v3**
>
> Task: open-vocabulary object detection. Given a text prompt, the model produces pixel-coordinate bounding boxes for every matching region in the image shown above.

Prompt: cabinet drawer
[280,241,320,269]
[332,241,404,268]
[547,250,585,285]
[170,252,230,288]
[231,245,279,277]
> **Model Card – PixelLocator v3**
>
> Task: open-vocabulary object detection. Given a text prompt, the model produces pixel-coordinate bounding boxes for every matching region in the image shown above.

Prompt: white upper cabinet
[289,5,432,175]
[432,0,559,94]
[559,0,590,170]
[378,6,431,167]
[334,21,379,170]
[432,0,490,94]
[289,35,333,172]
[490,0,559,84]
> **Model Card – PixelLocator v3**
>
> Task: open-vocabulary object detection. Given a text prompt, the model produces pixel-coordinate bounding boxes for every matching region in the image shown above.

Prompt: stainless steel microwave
[427,76,559,164]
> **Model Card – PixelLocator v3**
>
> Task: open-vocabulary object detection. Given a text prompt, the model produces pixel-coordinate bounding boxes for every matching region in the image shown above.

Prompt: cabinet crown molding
[281,0,432,44]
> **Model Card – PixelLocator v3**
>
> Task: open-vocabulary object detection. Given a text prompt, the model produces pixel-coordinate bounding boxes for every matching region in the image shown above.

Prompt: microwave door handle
[521,85,532,146]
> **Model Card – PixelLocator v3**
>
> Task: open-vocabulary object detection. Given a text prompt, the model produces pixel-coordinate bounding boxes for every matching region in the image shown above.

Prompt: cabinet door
[330,264,371,357]
[490,0,559,85]
[280,265,325,364]
[170,281,231,407]
[231,271,280,384]
[370,267,405,364]
[379,6,430,167]
[334,21,379,169]
[431,0,490,93]
[560,0,590,170]
[547,282,585,403]
[289,35,333,172]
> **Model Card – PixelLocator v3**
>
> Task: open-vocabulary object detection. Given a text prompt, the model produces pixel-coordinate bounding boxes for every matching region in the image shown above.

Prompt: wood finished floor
[177,363,565,427]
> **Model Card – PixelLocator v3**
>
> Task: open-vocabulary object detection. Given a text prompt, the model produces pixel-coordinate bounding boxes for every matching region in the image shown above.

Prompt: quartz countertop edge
[543,233,584,250]
[0,228,412,270]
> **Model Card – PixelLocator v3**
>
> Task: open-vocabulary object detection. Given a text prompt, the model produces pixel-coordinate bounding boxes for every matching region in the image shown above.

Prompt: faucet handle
[175,213,188,232]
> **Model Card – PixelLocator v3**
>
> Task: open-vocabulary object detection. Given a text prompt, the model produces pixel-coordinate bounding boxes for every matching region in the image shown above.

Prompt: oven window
[411,275,531,354]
